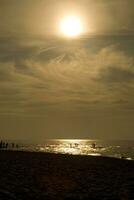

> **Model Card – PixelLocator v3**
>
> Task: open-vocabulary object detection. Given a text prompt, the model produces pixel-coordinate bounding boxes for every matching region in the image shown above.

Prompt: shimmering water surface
[19,139,134,160]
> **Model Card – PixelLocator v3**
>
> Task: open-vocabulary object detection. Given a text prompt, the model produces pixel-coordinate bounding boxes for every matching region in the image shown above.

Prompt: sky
[0,0,134,140]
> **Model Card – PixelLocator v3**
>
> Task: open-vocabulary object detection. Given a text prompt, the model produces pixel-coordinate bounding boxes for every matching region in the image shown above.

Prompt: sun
[60,16,83,37]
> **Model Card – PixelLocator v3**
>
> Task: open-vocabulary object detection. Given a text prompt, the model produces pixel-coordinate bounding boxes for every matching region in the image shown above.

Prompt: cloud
[93,45,134,82]
[98,67,134,83]
[0,35,134,117]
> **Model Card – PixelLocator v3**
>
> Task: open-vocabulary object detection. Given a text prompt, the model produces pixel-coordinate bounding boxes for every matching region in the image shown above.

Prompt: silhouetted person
[5,143,8,149]
[91,143,96,149]
[0,140,3,149]
[12,143,15,148]
[75,143,79,147]
[2,142,5,149]
[70,143,73,148]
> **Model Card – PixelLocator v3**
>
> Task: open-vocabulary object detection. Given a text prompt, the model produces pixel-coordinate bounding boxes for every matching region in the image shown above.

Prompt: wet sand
[0,151,133,200]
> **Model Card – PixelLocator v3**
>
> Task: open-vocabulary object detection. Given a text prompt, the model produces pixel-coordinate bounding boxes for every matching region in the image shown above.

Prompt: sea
[12,139,134,160]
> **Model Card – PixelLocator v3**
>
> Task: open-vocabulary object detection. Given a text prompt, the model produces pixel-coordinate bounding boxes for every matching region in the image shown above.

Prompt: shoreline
[1,149,133,161]
[0,151,134,199]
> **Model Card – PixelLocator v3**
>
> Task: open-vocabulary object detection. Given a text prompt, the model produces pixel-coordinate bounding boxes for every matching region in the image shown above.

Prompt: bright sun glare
[60,16,83,37]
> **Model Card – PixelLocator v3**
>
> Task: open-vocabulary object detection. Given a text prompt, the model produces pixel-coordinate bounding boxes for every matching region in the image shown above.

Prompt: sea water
[18,139,134,160]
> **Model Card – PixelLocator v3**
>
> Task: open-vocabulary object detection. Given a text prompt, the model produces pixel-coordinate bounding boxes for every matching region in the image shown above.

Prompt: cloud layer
[0,36,134,117]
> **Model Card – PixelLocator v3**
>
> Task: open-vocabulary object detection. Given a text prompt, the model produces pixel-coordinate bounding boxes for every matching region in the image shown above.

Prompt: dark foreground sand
[0,151,134,200]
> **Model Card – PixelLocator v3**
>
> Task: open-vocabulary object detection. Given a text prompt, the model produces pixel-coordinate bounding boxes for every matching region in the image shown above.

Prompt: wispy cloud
[0,36,134,116]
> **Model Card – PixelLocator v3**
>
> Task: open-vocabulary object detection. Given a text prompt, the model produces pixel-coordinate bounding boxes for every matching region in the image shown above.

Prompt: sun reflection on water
[21,140,134,160]
[39,139,103,156]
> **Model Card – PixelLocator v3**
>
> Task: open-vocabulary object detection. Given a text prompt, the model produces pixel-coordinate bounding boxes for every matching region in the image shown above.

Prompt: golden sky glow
[0,0,134,140]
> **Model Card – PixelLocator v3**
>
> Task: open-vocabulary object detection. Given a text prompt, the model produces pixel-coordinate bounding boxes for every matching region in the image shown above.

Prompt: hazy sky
[0,0,134,140]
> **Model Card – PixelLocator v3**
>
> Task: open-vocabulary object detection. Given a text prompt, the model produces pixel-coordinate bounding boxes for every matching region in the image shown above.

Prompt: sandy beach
[0,151,133,200]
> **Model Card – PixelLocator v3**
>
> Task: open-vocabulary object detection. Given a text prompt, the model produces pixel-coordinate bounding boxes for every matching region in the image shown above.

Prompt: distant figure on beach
[5,142,8,149]
[75,143,79,147]
[12,143,15,148]
[0,140,3,149]
[70,143,73,148]
[91,143,96,149]
[2,142,5,149]
[0,141,18,150]
[0,141,9,149]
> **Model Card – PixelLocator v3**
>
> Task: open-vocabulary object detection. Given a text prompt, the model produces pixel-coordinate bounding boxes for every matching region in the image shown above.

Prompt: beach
[0,151,133,200]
